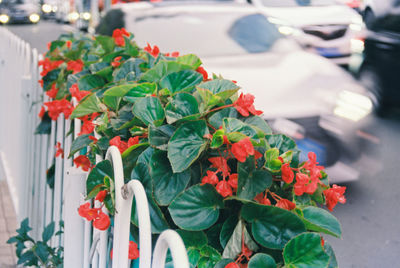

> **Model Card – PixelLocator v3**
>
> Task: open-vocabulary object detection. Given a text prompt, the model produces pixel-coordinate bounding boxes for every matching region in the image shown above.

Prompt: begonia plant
[32,28,346,267]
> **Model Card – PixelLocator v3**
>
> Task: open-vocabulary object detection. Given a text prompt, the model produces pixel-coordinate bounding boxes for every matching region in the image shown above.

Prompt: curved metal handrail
[152,230,189,268]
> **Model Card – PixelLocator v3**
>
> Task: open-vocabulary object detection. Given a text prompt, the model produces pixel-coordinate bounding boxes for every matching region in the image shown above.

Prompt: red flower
[79,120,95,136]
[112,28,130,46]
[233,93,263,117]
[144,42,160,58]
[201,170,219,186]
[216,180,233,198]
[95,190,108,202]
[254,193,271,205]
[74,155,91,172]
[208,157,230,178]
[276,199,296,210]
[165,51,179,57]
[111,56,122,68]
[69,84,90,102]
[38,79,44,87]
[47,42,51,50]
[225,263,240,268]
[281,163,294,184]
[93,211,110,231]
[38,106,45,118]
[321,236,325,247]
[228,173,238,190]
[109,136,129,154]
[66,40,72,49]
[44,99,74,120]
[38,58,63,77]
[231,137,255,163]
[67,59,84,74]
[196,66,208,81]
[55,142,64,158]
[128,136,139,147]
[128,241,139,260]
[293,173,310,196]
[323,184,346,211]
[89,135,98,143]
[78,203,100,221]
[303,152,324,183]
[46,84,59,99]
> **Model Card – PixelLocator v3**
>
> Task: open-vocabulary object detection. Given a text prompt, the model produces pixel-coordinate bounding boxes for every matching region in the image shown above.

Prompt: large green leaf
[86,160,113,194]
[198,245,222,268]
[71,93,103,119]
[69,134,92,157]
[283,233,330,268]
[176,230,208,249]
[103,84,138,97]
[113,58,144,82]
[43,68,61,90]
[301,206,342,238]
[245,116,273,134]
[121,143,149,178]
[96,35,115,53]
[197,79,239,100]
[241,203,306,249]
[220,216,237,249]
[149,125,176,151]
[194,88,223,113]
[176,54,202,69]
[214,259,235,268]
[325,243,338,268]
[167,120,209,173]
[150,151,191,206]
[67,70,90,89]
[222,220,258,259]
[159,70,203,95]
[266,134,297,154]
[124,83,157,103]
[140,61,192,83]
[209,108,238,129]
[248,253,277,268]
[165,93,200,124]
[169,184,224,231]
[237,156,272,200]
[78,74,106,91]
[132,97,165,126]
[223,118,258,139]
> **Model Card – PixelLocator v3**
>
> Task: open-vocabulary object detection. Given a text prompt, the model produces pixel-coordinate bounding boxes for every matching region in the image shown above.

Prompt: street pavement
[4,20,400,268]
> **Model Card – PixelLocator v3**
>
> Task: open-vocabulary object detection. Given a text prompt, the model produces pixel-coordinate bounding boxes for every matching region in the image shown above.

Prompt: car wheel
[363,9,375,29]
[359,66,387,116]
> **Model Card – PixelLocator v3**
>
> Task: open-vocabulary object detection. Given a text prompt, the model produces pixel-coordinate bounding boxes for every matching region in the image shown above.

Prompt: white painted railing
[0,27,189,267]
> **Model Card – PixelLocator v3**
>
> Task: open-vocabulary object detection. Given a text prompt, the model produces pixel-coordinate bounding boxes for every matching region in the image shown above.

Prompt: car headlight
[29,13,40,23]
[333,90,373,121]
[68,11,79,22]
[0,14,9,24]
[52,6,58,12]
[42,4,52,13]
[80,12,91,20]
[267,17,300,36]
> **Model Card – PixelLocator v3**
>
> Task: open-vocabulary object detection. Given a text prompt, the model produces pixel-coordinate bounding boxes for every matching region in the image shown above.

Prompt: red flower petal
[216,180,233,198]
[95,190,108,202]
[93,212,110,231]
[276,199,296,210]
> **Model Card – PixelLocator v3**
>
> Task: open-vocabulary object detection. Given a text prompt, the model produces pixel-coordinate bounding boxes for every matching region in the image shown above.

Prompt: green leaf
[188,249,201,268]
[78,74,106,91]
[245,116,273,134]
[35,113,52,135]
[222,220,258,259]
[69,134,92,157]
[113,58,144,82]
[86,160,113,194]
[301,206,342,238]
[67,70,90,89]
[220,216,238,249]
[195,88,223,112]
[149,125,176,151]
[165,93,200,124]
[237,157,272,200]
[43,68,61,90]
[71,94,103,119]
[198,245,222,267]
[223,118,258,139]
[176,230,208,248]
[176,54,202,69]
[283,232,330,268]
[167,120,209,173]
[169,184,224,231]
[89,62,109,74]
[215,259,235,268]
[96,35,115,53]
[248,253,277,268]
[124,83,157,103]
[241,203,306,249]
[325,243,338,268]
[266,134,297,154]
[141,61,192,83]
[121,143,149,179]
[132,97,165,126]
[137,147,155,165]
[209,107,238,129]
[150,151,191,206]
[42,222,55,243]
[159,70,203,95]
[103,84,138,97]
[197,79,239,100]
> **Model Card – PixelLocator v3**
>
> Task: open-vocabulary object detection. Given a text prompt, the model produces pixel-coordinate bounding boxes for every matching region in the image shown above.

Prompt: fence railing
[0,27,189,267]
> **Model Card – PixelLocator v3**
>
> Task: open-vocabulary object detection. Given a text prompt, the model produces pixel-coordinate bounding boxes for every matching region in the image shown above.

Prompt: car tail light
[346,0,361,8]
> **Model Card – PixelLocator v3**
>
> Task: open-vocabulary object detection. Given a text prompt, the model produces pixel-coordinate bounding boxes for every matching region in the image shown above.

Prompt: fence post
[152,230,190,268]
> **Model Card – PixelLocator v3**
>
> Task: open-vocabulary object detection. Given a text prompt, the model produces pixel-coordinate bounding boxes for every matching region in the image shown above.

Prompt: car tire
[359,66,387,116]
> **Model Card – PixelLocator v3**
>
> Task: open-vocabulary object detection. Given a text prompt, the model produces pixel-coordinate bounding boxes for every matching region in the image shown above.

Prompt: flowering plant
[36,29,346,267]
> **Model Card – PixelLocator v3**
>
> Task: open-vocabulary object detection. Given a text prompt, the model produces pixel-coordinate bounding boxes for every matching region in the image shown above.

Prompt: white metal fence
[0,27,189,268]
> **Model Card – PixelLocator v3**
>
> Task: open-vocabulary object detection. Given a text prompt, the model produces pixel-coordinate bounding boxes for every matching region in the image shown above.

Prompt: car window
[129,11,283,57]
[258,0,338,7]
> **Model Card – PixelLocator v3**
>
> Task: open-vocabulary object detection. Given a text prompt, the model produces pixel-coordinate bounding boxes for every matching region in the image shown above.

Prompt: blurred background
[0,0,399,266]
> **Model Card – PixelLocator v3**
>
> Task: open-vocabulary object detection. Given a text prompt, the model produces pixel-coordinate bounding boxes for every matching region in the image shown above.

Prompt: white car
[363,0,399,28]
[250,0,365,65]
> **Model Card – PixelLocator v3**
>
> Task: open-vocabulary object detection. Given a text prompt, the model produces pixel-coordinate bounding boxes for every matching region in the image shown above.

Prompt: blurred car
[41,0,57,19]
[0,0,40,24]
[357,6,400,115]
[249,0,365,65]
[101,1,377,182]
[362,0,399,28]
[54,0,72,23]
[337,0,362,11]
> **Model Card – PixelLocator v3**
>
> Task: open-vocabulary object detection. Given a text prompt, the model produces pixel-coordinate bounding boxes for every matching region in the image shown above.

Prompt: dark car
[358,5,400,115]
[0,0,40,24]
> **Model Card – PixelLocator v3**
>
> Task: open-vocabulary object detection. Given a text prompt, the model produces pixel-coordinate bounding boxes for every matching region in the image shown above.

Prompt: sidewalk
[0,181,17,267]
